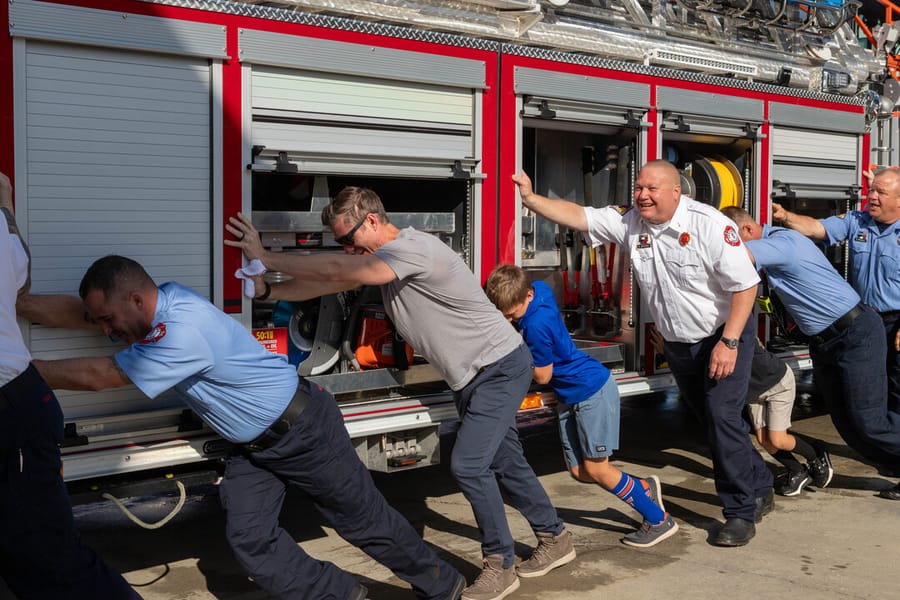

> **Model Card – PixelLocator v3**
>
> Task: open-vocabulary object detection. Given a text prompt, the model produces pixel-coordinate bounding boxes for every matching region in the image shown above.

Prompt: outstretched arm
[771,202,827,240]
[253,276,362,303]
[17,293,101,331]
[32,357,131,391]
[513,172,589,232]
[225,213,397,288]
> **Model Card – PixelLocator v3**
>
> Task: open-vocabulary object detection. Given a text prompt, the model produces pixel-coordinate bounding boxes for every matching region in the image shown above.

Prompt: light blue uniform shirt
[746,225,860,336]
[820,211,900,313]
[115,282,298,443]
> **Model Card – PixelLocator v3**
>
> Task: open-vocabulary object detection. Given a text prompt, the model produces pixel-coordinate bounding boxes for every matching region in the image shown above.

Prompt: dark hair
[484,264,532,312]
[79,255,154,300]
[321,186,389,228]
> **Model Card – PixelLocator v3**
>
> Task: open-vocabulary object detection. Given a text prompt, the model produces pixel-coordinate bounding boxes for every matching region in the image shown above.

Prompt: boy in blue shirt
[485,264,678,548]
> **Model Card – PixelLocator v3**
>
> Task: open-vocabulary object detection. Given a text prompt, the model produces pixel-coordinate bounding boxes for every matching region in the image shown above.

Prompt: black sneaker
[775,467,812,497]
[808,447,834,488]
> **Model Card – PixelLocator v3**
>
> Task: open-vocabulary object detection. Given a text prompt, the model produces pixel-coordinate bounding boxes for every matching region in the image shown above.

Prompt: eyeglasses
[334,213,370,247]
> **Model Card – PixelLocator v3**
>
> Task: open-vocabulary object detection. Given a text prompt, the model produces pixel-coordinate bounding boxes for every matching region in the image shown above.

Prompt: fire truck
[2,0,898,492]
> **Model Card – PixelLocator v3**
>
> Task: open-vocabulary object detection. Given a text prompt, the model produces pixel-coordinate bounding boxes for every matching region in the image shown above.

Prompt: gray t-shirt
[374,228,523,390]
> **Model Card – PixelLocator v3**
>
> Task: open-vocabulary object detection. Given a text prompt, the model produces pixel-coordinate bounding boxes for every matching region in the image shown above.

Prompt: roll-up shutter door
[771,127,859,200]
[515,66,650,130]
[21,41,212,420]
[250,67,476,177]
[242,29,483,179]
[658,87,763,138]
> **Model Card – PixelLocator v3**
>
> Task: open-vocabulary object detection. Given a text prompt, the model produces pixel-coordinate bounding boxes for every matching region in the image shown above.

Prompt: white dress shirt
[1,227,32,385]
[584,196,760,343]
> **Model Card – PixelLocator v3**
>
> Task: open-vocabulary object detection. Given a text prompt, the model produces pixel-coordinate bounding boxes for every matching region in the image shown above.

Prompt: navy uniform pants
[450,344,563,567]
[881,311,900,415]
[812,307,900,469]
[0,365,141,600]
[219,382,460,600]
[664,316,774,522]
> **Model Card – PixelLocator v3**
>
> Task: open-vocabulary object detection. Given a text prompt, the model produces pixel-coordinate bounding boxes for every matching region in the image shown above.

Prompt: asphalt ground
[4,389,898,600]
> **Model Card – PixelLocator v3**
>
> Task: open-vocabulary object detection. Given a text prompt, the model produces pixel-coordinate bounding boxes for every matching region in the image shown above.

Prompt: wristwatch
[720,337,739,350]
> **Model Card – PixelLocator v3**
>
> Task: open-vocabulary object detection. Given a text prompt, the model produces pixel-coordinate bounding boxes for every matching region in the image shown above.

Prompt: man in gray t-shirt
[227,187,573,599]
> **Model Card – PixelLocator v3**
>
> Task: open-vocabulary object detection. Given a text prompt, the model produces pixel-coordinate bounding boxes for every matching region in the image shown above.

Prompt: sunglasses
[334,213,370,247]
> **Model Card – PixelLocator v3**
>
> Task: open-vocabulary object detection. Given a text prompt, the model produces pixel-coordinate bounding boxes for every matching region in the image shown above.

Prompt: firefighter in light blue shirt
[723,208,900,497]
[774,168,900,417]
[17,255,465,600]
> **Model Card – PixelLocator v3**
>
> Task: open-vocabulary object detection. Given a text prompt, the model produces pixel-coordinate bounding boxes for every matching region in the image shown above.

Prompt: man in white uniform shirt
[513,160,774,547]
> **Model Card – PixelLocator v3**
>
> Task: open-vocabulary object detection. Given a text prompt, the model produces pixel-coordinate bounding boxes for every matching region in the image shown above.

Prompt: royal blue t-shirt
[516,280,610,404]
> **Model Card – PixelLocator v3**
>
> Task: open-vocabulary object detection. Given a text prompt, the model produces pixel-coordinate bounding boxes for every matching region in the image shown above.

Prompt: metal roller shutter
[19,41,213,420]
[240,27,483,179]
[771,127,859,199]
[250,66,478,178]
[516,66,651,130]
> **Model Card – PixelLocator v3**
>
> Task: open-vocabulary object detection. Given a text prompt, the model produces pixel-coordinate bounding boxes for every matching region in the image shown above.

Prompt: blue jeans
[451,344,563,567]
[0,365,141,600]
[220,381,460,600]
[663,317,773,521]
[812,307,900,469]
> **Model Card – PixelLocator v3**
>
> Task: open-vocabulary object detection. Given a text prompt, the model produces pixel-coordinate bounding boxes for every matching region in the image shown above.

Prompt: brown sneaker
[461,555,519,600]
[516,529,576,578]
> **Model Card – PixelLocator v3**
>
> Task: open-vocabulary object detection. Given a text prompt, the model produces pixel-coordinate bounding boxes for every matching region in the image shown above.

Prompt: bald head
[870,169,900,225]
[634,160,683,225]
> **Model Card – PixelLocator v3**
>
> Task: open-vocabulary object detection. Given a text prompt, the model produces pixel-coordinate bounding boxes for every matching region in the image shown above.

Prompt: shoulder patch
[138,323,167,345]
[614,205,632,215]
[837,213,847,219]
[723,225,741,247]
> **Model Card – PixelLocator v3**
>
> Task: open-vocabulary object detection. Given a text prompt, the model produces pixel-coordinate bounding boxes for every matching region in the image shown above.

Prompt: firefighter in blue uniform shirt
[0,175,141,600]
[514,160,774,548]
[16,254,465,600]
[773,167,900,499]
[723,207,900,494]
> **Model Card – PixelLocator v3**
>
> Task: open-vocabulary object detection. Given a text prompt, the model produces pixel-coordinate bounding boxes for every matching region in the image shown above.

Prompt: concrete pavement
[57,392,900,599]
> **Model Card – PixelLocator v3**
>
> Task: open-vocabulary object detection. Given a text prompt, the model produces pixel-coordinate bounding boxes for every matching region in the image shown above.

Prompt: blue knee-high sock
[611,472,665,525]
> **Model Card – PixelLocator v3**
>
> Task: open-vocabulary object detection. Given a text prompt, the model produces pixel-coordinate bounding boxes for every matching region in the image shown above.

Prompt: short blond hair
[484,264,532,312]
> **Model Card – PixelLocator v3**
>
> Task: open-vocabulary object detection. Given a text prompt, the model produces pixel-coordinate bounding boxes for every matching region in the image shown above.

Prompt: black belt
[244,384,310,452]
[811,303,865,344]
[880,310,900,319]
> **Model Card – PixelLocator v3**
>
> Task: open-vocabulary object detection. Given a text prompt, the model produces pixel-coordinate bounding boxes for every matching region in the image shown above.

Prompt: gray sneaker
[643,475,664,512]
[621,513,679,548]
[461,555,519,600]
[516,529,576,578]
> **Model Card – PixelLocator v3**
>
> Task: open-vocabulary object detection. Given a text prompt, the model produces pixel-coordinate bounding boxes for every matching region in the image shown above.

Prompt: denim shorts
[557,376,620,467]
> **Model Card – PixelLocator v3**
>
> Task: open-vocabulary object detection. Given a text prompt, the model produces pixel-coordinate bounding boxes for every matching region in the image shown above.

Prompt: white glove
[234,259,267,298]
